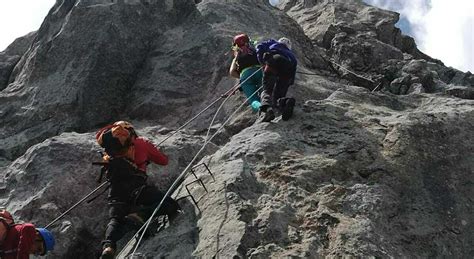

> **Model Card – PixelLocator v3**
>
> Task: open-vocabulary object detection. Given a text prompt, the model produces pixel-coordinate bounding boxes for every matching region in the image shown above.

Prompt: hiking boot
[100,246,115,259]
[277,98,286,111]
[260,108,275,122]
[281,98,295,121]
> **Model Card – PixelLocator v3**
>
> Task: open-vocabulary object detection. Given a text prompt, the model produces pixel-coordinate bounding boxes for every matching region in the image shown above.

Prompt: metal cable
[44,181,109,228]
[127,75,264,257]
[157,67,263,146]
[329,60,375,83]
[42,68,262,233]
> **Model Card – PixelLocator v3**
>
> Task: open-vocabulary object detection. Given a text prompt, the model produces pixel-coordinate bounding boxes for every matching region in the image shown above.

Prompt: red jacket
[133,137,168,172]
[1,223,36,259]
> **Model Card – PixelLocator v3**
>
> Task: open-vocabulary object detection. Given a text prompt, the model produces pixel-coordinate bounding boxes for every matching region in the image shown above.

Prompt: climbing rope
[126,57,381,257]
[44,181,109,228]
[204,67,263,141]
[127,74,264,257]
[329,60,375,83]
[42,68,263,231]
[311,47,378,88]
[156,67,263,146]
[371,82,383,92]
[296,70,323,76]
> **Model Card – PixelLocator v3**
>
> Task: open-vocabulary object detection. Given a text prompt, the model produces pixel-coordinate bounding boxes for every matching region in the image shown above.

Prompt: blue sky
[1,0,472,72]
[270,0,280,6]
[0,0,55,51]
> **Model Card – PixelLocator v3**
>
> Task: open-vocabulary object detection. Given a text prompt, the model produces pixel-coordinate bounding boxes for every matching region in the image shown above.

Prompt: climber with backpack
[0,209,55,258]
[229,33,263,112]
[256,37,298,122]
[95,121,181,259]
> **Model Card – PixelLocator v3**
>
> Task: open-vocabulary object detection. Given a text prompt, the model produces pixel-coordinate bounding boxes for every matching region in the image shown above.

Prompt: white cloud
[365,0,474,72]
[269,0,280,7]
[422,0,474,72]
[0,0,55,52]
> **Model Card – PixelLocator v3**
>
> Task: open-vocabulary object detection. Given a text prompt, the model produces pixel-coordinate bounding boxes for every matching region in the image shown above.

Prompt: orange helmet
[233,34,250,48]
[113,121,134,129]
[113,121,137,137]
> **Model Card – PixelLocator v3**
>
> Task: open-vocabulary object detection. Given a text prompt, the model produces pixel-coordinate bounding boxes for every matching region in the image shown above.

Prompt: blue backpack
[256,39,297,69]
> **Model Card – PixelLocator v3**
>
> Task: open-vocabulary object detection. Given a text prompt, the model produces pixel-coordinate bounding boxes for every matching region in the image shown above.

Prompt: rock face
[0,0,473,258]
[277,0,473,92]
[0,31,36,91]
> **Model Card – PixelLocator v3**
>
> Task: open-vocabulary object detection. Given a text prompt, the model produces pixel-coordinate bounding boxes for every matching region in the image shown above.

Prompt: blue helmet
[36,228,55,255]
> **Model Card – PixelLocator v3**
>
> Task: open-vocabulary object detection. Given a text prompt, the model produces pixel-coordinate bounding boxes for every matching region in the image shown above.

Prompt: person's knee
[107,217,122,228]
[109,203,128,219]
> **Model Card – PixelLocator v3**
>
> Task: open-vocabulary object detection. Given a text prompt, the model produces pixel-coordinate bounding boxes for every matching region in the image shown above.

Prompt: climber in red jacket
[96,121,180,259]
[1,223,55,259]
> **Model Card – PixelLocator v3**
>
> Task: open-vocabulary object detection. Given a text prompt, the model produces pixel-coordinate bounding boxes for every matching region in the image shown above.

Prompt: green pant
[240,66,263,112]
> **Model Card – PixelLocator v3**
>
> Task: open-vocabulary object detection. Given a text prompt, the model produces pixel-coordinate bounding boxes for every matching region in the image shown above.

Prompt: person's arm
[17,224,36,259]
[144,139,169,166]
[229,55,240,79]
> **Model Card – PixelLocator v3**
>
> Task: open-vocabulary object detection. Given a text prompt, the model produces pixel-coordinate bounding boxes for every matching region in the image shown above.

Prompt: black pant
[261,54,295,112]
[102,177,180,249]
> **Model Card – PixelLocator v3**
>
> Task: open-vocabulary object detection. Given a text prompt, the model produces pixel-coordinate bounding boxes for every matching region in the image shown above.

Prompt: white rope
[130,79,263,257]
[371,82,383,92]
[119,68,263,257]
[329,60,375,83]
[156,67,263,147]
[43,69,262,233]
[204,67,263,141]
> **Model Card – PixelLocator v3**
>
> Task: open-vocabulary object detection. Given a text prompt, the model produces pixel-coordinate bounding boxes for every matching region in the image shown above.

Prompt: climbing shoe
[100,246,115,259]
[260,108,275,122]
[281,98,295,121]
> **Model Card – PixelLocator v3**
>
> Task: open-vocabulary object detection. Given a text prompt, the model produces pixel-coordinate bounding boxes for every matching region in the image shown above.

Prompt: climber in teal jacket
[229,34,263,112]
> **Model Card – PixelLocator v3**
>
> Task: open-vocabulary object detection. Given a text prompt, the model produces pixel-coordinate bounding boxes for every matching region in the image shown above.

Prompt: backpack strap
[106,157,145,183]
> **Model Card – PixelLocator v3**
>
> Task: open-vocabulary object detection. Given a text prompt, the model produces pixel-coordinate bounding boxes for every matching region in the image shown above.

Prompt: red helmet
[233,34,250,47]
